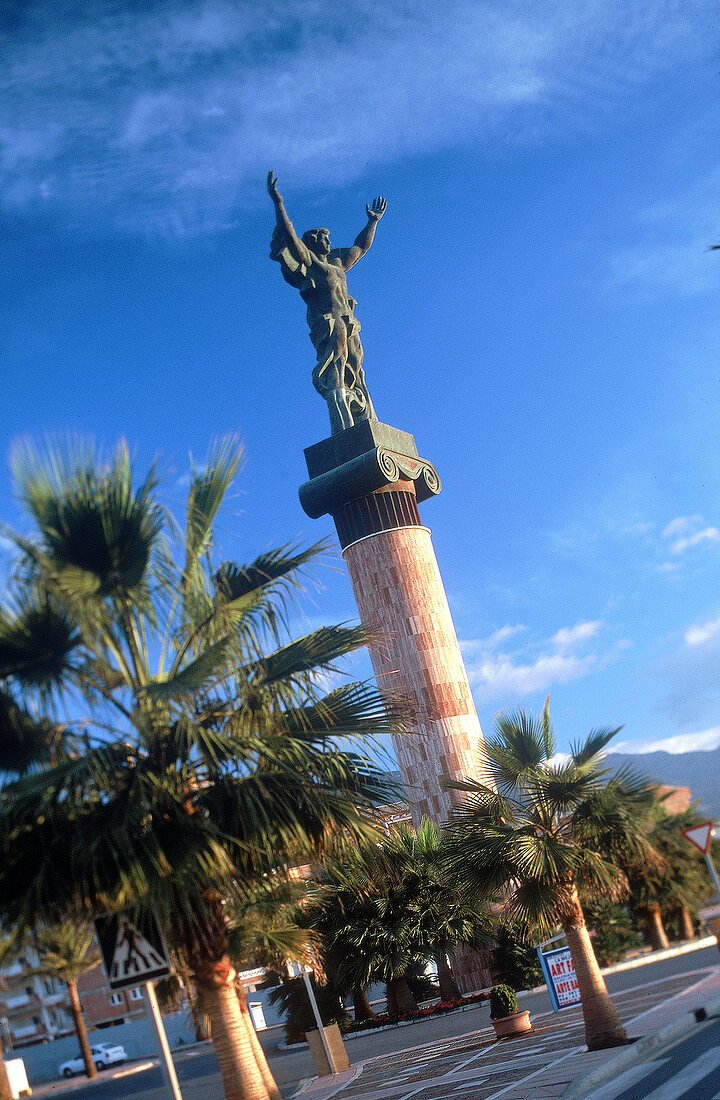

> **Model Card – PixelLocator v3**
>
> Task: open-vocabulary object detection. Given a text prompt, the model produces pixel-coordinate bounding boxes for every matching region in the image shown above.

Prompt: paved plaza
[295,967,720,1100]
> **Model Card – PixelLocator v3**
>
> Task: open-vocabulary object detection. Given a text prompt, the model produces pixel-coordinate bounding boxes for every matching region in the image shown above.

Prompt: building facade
[0,948,145,1050]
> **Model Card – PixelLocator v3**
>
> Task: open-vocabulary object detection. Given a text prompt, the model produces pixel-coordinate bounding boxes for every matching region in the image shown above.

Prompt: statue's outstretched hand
[267,171,282,204]
[366,196,387,222]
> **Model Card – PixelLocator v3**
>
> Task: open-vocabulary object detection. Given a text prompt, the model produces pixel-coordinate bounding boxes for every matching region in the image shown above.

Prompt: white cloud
[662,515,703,538]
[614,725,720,754]
[669,527,720,555]
[469,651,598,703]
[653,621,720,728]
[462,625,527,654]
[685,616,720,647]
[661,514,720,555]
[462,618,609,704]
[552,621,602,649]
[0,0,716,234]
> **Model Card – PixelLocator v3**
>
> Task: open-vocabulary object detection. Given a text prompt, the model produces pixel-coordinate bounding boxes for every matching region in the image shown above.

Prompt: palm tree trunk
[352,986,375,1021]
[435,952,461,1001]
[646,903,670,950]
[386,976,417,1016]
[193,955,272,1100]
[236,985,281,1100]
[561,887,628,1051]
[176,958,210,1040]
[678,905,695,941]
[67,979,97,1079]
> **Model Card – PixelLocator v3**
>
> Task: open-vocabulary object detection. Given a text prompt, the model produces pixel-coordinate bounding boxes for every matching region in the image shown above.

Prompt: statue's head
[302,227,331,257]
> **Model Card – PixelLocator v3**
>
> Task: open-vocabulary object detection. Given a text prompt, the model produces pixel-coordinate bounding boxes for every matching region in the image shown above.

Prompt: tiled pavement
[295,968,720,1100]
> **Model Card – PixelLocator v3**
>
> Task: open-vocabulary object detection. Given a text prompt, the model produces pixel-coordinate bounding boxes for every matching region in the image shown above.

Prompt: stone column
[300,420,491,992]
[299,420,487,828]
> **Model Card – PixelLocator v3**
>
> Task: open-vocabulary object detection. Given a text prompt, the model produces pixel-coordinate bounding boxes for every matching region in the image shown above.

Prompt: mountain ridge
[605,745,720,820]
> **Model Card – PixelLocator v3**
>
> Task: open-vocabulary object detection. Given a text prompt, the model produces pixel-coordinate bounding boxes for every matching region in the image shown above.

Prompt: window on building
[129,987,143,1001]
[109,993,123,1006]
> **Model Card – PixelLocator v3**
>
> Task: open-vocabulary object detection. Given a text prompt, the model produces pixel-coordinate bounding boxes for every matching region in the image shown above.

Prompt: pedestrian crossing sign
[94,912,172,990]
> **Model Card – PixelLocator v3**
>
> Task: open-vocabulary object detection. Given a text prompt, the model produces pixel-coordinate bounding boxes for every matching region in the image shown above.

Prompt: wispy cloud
[685,615,720,647]
[1,0,715,234]
[462,619,613,704]
[552,621,602,649]
[661,514,720,560]
[653,612,720,727]
[614,725,720,754]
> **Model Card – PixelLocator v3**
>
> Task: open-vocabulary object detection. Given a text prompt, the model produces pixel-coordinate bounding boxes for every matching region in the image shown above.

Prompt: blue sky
[2,0,720,757]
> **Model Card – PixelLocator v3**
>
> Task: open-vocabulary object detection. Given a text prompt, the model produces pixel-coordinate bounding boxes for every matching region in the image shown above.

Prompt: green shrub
[405,962,439,1004]
[490,924,543,990]
[583,900,643,966]
[489,984,518,1020]
[268,975,349,1044]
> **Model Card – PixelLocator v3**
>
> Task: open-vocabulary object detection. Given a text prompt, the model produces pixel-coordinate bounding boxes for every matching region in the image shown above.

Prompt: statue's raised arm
[267,171,386,435]
[267,171,314,279]
[341,195,387,271]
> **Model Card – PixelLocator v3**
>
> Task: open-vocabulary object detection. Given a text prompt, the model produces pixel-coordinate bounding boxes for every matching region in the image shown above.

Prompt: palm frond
[570,725,623,767]
[488,708,552,793]
[250,625,371,689]
[183,437,244,587]
[0,594,81,695]
[141,637,232,702]
[0,688,67,774]
[12,437,164,599]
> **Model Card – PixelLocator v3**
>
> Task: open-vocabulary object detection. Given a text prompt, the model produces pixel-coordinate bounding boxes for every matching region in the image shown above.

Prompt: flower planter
[492,1009,532,1039]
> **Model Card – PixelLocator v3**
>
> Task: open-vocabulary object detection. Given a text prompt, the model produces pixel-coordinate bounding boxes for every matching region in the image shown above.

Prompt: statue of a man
[268,171,387,435]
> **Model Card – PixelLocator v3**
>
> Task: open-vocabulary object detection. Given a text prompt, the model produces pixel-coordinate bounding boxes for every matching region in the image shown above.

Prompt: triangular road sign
[94,913,171,990]
[682,821,714,854]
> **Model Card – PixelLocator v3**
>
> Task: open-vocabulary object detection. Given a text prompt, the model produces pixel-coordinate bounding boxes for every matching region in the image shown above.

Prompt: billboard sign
[536,944,582,1011]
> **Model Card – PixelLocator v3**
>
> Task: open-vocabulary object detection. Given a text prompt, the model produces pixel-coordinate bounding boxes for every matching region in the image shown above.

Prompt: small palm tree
[384,818,491,1001]
[27,921,99,1078]
[625,805,710,947]
[306,839,423,1017]
[443,701,654,1051]
[0,437,399,1100]
[307,824,488,1017]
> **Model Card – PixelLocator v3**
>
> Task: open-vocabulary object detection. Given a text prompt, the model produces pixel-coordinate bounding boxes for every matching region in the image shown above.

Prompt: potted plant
[489,984,531,1039]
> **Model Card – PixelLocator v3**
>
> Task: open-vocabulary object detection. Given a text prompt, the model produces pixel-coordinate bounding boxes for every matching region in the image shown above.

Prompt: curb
[561,991,720,1099]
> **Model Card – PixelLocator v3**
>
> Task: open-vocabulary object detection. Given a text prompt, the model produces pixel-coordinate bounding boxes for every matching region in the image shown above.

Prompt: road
[38,944,720,1099]
[581,1015,720,1100]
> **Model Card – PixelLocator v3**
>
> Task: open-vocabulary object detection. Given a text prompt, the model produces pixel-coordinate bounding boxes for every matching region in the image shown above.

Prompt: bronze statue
[268,171,387,435]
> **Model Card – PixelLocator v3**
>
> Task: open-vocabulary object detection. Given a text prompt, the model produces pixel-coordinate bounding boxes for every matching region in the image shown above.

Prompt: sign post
[287,961,337,1073]
[94,913,183,1099]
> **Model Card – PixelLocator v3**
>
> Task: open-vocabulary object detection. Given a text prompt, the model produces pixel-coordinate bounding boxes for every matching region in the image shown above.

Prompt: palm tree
[443,701,654,1051]
[307,823,488,1017]
[29,921,100,1078]
[0,592,80,773]
[304,839,421,1016]
[0,437,399,1100]
[625,805,709,947]
[384,818,491,1001]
